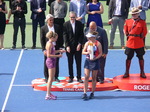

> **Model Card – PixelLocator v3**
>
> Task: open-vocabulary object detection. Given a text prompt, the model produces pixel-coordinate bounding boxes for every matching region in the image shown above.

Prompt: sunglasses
[70,17,75,18]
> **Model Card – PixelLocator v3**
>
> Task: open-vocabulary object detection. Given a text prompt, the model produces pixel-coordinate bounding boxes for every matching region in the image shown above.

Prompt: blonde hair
[46,31,58,39]
[89,31,98,36]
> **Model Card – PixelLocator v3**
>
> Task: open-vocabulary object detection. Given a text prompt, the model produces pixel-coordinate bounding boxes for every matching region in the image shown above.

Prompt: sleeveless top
[0,2,6,21]
[46,42,56,68]
[47,43,55,58]
[87,2,103,28]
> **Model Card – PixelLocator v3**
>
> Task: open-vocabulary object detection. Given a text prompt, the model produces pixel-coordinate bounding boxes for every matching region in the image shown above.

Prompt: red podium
[113,73,150,91]
[32,77,118,92]
[32,73,150,91]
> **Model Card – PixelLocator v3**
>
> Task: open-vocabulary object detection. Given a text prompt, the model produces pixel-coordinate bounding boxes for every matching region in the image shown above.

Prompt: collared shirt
[47,24,56,45]
[70,21,75,33]
[114,0,122,15]
[37,0,40,8]
[124,19,147,49]
[51,0,67,18]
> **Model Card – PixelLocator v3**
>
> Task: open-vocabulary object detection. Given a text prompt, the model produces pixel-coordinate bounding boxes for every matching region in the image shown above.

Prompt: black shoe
[140,71,147,78]
[68,78,73,83]
[45,79,48,83]
[55,78,60,82]
[77,79,83,83]
[82,93,88,100]
[11,45,16,50]
[99,79,104,84]
[31,46,36,49]
[96,78,99,82]
[123,73,129,78]
[88,80,92,82]
[89,93,94,99]
[22,45,27,50]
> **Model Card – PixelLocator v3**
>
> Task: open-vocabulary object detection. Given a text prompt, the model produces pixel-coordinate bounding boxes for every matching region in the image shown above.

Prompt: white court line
[1,50,24,112]
[12,85,31,86]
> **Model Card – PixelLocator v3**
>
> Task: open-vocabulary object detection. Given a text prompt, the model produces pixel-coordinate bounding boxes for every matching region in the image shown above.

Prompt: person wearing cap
[123,7,147,78]
[63,11,84,83]
[130,0,149,20]
[30,0,46,49]
[130,0,149,49]
[85,21,108,84]
[82,31,102,100]
[41,14,64,82]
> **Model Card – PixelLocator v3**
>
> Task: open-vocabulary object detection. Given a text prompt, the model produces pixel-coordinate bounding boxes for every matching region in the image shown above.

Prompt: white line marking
[1,50,24,112]
[12,85,31,86]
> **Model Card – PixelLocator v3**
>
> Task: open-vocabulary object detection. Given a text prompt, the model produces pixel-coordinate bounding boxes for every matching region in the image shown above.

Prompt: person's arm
[101,29,108,55]
[79,1,87,19]
[22,1,27,14]
[82,42,89,55]
[40,27,46,51]
[30,0,38,13]
[141,0,149,11]
[124,20,129,36]
[78,22,84,45]
[69,1,73,12]
[142,21,147,38]
[50,2,54,15]
[63,23,68,47]
[124,0,129,19]
[64,2,68,17]
[40,0,46,12]
[108,0,113,22]
[94,42,102,60]
[94,3,104,14]
[1,3,8,14]
[46,42,62,58]
[11,2,17,14]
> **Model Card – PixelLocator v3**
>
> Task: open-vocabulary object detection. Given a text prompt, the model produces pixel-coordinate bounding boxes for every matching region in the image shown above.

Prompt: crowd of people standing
[0,0,150,100]
[0,0,150,49]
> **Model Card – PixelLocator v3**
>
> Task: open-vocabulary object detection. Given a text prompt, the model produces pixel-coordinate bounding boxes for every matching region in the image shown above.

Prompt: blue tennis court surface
[1,49,150,112]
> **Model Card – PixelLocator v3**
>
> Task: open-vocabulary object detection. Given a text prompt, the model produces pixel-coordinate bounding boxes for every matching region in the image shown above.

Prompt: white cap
[86,32,96,38]
[129,7,142,15]
[45,14,54,22]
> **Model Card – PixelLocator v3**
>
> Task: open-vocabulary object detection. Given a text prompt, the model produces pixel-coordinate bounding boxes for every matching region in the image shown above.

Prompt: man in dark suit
[63,11,84,83]
[40,14,63,82]
[30,0,46,49]
[84,21,108,84]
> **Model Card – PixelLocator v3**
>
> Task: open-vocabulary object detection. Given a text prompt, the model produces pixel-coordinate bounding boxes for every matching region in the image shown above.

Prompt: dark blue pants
[32,18,45,46]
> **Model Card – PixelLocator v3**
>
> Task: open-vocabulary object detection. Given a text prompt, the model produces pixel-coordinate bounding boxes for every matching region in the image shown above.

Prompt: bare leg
[47,68,55,95]
[0,34,4,48]
[84,68,90,93]
[91,70,98,93]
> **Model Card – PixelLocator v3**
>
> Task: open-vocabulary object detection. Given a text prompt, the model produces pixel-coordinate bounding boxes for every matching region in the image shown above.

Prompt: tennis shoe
[82,93,88,100]
[45,93,57,100]
[89,93,94,99]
